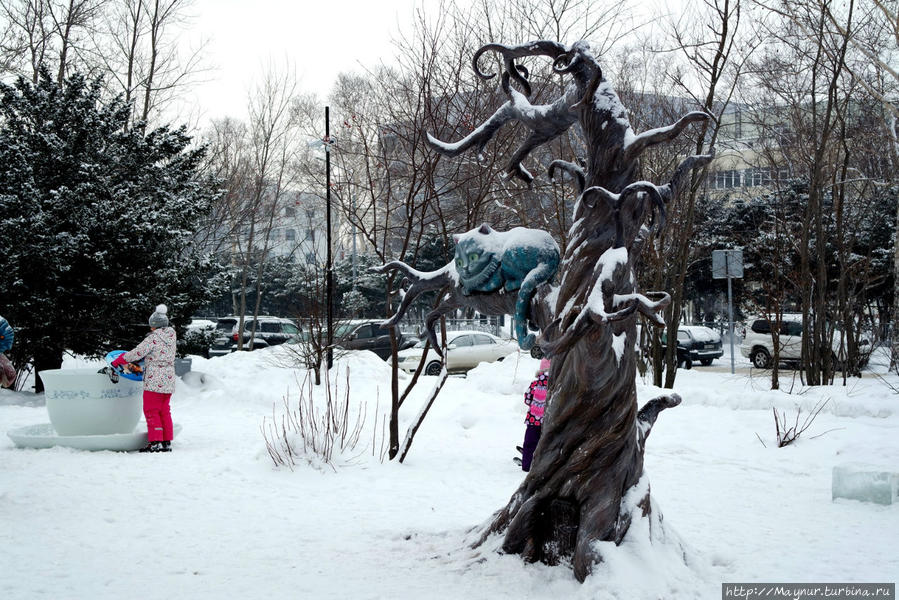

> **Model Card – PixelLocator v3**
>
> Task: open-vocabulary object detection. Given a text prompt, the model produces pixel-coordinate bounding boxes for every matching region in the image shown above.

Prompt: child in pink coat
[520,358,550,471]
[112,304,177,453]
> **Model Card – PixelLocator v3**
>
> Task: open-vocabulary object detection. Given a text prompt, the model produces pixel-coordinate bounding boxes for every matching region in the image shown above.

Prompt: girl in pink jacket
[520,358,550,471]
[112,304,177,453]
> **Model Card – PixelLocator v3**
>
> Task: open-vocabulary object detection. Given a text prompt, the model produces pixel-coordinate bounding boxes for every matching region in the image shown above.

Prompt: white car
[740,313,871,369]
[396,330,519,375]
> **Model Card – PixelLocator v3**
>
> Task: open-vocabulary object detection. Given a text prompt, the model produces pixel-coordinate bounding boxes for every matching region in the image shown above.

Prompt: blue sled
[105,350,144,382]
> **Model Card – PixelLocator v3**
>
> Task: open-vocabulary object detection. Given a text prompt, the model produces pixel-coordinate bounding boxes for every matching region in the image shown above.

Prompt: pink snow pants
[143,391,173,442]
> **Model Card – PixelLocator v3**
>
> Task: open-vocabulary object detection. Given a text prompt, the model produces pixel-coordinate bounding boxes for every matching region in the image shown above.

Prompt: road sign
[712,249,744,279]
[711,249,744,374]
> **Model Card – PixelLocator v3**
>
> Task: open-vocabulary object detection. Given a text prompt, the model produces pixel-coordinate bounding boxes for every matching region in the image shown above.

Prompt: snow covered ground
[1,344,896,599]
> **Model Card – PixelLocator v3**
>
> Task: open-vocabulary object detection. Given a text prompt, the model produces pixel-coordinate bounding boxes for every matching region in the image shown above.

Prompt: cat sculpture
[452,224,560,350]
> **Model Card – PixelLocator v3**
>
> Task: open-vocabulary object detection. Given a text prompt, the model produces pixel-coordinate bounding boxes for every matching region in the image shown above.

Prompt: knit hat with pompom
[148,304,169,328]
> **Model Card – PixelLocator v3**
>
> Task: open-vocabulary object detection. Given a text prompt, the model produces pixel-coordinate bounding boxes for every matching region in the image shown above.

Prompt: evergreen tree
[0,69,226,389]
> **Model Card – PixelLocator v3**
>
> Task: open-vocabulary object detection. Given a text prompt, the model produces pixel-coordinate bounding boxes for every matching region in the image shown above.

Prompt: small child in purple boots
[520,358,550,472]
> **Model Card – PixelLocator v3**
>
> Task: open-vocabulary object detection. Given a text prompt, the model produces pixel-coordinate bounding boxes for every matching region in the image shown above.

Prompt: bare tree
[202,116,252,254]
[752,0,873,385]
[0,0,52,80]
[1,0,204,127]
[290,2,490,454]
[203,65,303,347]
[820,0,899,370]
[300,35,452,458]
[234,65,303,346]
[48,0,106,84]
[640,0,750,388]
[95,0,207,127]
[0,0,104,83]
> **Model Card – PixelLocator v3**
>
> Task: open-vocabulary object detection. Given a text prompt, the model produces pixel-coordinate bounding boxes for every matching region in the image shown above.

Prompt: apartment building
[705,105,793,199]
[267,191,331,265]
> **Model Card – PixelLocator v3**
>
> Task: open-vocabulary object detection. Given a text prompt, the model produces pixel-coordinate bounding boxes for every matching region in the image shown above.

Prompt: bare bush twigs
[772,398,832,448]
[871,370,899,395]
[261,366,385,470]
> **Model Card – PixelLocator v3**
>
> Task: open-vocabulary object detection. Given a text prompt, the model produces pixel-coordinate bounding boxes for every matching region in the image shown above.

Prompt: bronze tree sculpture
[373,40,713,582]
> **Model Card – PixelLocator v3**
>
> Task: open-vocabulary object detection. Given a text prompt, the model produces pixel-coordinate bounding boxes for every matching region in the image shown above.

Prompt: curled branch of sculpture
[580,182,665,247]
[471,41,570,97]
[428,42,604,184]
[372,261,454,329]
[548,160,586,193]
[637,393,682,444]
[542,291,671,357]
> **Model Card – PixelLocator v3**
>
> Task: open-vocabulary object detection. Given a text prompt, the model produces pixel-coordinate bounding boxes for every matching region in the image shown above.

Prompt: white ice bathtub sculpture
[7,368,180,451]
[42,368,143,435]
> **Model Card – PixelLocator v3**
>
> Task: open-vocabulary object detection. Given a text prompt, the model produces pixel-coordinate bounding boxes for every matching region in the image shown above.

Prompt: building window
[306,229,315,242]
[713,169,741,189]
[306,253,316,265]
[745,167,772,187]
[285,229,296,241]
[285,206,297,217]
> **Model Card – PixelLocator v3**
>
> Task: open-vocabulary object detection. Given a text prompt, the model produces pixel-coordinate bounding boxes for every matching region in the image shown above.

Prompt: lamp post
[306,121,338,371]
[324,107,334,370]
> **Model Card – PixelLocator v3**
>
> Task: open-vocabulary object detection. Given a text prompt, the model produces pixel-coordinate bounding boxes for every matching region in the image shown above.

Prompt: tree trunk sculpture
[375,40,713,582]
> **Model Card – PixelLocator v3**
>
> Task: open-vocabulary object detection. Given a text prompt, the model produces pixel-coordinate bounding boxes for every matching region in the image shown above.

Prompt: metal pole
[726,252,735,374]
[325,106,334,370]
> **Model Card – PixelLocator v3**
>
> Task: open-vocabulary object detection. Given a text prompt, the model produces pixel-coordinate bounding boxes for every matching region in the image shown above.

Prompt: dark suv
[209,316,301,356]
[661,325,724,368]
[208,316,240,357]
[335,320,416,360]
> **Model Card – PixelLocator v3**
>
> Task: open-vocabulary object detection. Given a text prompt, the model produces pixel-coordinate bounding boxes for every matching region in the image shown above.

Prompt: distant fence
[397,316,508,339]
[195,312,511,341]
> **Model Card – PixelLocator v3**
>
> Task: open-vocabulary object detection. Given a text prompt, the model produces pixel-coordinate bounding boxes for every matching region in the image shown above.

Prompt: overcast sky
[177,0,677,129]
[182,0,423,125]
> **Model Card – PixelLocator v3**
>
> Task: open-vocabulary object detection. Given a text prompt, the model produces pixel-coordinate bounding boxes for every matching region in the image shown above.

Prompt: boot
[139,441,162,453]
[160,440,172,452]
